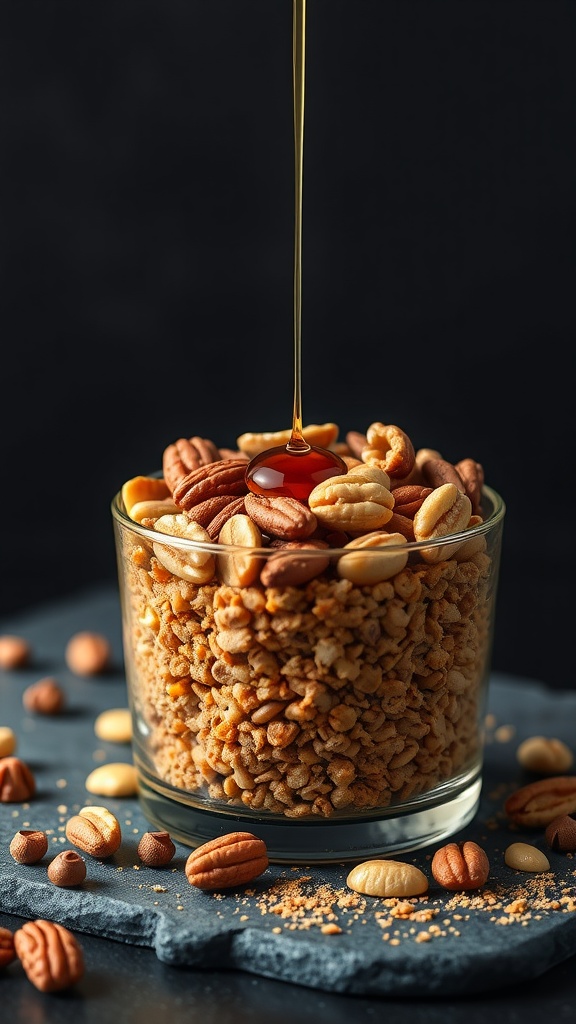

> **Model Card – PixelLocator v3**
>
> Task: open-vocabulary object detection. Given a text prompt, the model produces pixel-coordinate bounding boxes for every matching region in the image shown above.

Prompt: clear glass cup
[111,484,505,863]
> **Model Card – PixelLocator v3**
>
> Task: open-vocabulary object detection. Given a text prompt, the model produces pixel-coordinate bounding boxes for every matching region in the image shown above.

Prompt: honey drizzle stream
[288,0,307,454]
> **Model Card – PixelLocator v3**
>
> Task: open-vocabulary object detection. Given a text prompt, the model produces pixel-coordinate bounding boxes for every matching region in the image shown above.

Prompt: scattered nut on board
[185,831,269,890]
[9,829,48,864]
[545,814,576,853]
[0,635,31,669]
[0,756,36,802]
[47,850,87,888]
[516,735,574,775]
[346,859,428,898]
[94,707,132,743]
[65,631,111,676]
[504,842,551,872]
[138,831,176,867]
[0,726,17,757]
[65,805,122,858]
[84,762,138,797]
[431,841,490,891]
[22,677,65,715]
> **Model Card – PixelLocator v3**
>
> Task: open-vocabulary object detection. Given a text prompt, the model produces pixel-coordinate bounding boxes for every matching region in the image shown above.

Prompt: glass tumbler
[111,485,505,863]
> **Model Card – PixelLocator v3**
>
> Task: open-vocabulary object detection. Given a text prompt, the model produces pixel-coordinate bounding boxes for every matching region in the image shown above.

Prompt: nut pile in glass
[114,420,502,822]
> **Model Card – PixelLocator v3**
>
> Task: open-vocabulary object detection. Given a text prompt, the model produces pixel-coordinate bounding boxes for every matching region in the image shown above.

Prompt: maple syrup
[245,0,346,503]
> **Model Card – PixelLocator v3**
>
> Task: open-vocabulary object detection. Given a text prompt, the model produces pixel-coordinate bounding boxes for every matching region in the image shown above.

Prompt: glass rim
[111,484,505,559]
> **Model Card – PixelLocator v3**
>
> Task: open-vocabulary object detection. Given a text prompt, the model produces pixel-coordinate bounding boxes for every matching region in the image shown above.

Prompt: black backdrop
[1,0,574,690]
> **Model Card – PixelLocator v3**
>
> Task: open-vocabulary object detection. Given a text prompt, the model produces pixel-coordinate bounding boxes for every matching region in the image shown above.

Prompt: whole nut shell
[0,634,31,669]
[47,850,87,887]
[138,831,176,867]
[185,831,269,890]
[10,829,48,864]
[545,814,576,853]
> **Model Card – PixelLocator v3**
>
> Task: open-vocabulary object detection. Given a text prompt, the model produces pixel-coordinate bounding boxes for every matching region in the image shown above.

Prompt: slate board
[1,586,575,996]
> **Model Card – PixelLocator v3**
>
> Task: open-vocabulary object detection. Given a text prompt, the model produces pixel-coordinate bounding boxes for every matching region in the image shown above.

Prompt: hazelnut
[47,851,87,888]
[23,677,65,715]
[10,829,48,864]
[545,814,576,853]
[65,632,111,676]
[0,634,31,669]
[137,831,176,867]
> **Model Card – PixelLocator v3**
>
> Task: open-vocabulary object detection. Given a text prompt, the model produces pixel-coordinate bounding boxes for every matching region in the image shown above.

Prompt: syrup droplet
[245,440,347,503]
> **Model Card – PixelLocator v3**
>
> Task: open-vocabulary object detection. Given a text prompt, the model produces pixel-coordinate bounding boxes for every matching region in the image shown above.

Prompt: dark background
[1,0,574,689]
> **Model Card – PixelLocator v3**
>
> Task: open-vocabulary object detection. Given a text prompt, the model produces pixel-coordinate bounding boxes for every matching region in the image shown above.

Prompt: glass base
[135,766,482,864]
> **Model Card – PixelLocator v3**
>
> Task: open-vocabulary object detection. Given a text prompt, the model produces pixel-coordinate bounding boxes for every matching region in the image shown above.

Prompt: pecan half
[391,485,433,519]
[244,493,317,541]
[421,457,465,491]
[14,920,84,992]
[173,459,248,511]
[163,436,221,493]
[206,496,247,539]
[431,841,490,891]
[260,541,330,587]
[505,776,576,827]
[455,458,484,515]
[185,831,269,890]
[0,927,16,968]
[185,494,243,529]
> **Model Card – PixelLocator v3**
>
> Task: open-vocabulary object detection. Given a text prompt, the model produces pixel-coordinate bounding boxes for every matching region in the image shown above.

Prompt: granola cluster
[116,420,500,819]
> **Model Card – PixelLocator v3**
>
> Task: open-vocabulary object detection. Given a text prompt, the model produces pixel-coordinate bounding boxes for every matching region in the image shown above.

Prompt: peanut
[218,514,263,587]
[84,762,138,797]
[153,514,216,583]
[94,707,132,743]
[337,531,408,584]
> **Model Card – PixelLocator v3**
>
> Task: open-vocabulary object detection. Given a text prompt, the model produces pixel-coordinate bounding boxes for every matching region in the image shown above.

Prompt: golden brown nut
[14,919,84,992]
[22,677,65,715]
[545,814,576,853]
[0,634,31,669]
[47,850,87,887]
[65,631,111,676]
[9,829,48,864]
[185,831,269,890]
[505,776,576,827]
[346,859,428,898]
[0,726,17,757]
[65,805,122,858]
[431,840,490,891]
[0,756,36,802]
[137,831,176,867]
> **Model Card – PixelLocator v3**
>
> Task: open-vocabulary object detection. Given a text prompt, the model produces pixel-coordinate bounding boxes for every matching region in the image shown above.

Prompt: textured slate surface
[1,586,575,996]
